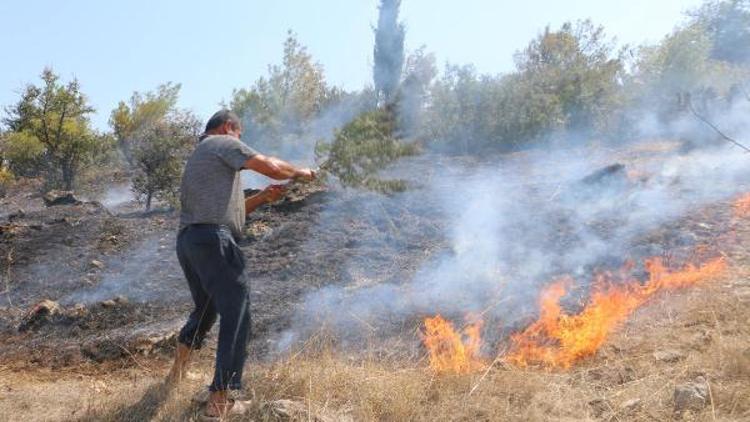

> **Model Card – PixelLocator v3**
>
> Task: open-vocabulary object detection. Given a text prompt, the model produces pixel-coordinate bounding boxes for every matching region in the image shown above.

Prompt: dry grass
[45,267,746,422]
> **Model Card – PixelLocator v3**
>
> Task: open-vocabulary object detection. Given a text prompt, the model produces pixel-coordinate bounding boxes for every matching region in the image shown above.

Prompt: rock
[567,163,631,202]
[100,295,128,308]
[620,398,641,414]
[580,163,627,186]
[43,190,82,207]
[18,299,62,332]
[673,377,709,413]
[71,303,88,317]
[696,222,712,230]
[7,209,25,221]
[653,349,686,363]
[131,330,176,356]
[90,259,105,270]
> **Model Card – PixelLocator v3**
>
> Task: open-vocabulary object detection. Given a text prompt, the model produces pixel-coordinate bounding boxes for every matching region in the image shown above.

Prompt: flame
[421,315,484,374]
[733,193,750,218]
[505,257,726,368]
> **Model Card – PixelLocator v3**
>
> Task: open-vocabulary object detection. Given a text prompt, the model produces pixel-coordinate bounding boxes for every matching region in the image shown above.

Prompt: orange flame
[421,315,485,374]
[505,257,726,368]
[733,193,750,218]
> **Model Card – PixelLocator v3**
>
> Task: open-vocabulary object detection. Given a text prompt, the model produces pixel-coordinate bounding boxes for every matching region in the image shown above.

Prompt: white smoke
[100,183,135,210]
[276,97,750,352]
[241,92,373,190]
[60,235,185,305]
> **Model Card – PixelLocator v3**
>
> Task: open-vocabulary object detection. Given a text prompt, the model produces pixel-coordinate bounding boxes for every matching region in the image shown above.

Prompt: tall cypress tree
[373,0,405,107]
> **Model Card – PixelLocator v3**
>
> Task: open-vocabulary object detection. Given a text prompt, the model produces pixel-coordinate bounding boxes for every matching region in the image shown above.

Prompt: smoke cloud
[99,183,135,210]
[276,96,750,352]
[60,235,185,305]
[241,92,373,189]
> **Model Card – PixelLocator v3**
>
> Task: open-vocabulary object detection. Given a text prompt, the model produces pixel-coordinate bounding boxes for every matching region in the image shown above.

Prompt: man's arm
[243,154,315,180]
[244,185,285,214]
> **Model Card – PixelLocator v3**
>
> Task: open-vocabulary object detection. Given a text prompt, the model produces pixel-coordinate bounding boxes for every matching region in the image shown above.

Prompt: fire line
[422,256,727,374]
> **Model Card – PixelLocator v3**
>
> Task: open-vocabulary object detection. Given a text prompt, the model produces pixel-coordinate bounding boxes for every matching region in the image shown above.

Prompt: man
[169,110,314,419]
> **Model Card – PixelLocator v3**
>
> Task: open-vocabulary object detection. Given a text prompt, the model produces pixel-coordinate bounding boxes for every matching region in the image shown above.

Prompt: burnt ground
[0,173,449,369]
[0,142,746,374]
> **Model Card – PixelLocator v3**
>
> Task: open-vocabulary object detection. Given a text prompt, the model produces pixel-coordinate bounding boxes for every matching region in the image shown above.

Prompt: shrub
[316,108,417,193]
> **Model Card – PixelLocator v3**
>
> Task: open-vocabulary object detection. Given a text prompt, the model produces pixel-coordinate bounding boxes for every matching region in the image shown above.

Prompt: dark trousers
[176,224,250,392]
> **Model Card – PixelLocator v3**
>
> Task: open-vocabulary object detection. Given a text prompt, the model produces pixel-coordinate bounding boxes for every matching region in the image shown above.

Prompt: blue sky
[0,0,704,130]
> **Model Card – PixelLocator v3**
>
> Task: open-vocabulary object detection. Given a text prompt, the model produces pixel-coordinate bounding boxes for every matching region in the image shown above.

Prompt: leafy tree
[230,31,336,151]
[316,109,417,193]
[625,0,750,123]
[398,47,437,137]
[373,0,405,106]
[3,68,104,190]
[110,83,181,166]
[425,65,497,152]
[632,24,715,117]
[130,115,199,210]
[111,85,200,210]
[690,0,750,65]
[0,130,45,177]
[424,21,624,152]
[513,20,624,133]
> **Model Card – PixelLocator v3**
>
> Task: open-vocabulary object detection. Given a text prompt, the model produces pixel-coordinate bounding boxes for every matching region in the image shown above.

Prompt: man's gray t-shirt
[179,135,258,239]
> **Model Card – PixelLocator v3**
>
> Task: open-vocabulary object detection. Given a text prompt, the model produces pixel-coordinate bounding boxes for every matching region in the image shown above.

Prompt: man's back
[179,134,257,238]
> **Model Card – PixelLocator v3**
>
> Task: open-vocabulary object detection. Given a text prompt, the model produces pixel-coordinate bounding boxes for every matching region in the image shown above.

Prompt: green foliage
[110,82,181,166]
[2,68,104,189]
[398,47,438,137]
[316,109,417,193]
[630,1,750,119]
[424,21,624,152]
[230,31,337,149]
[373,0,405,106]
[514,20,624,133]
[111,84,200,210]
[425,65,497,152]
[690,0,750,65]
[634,24,715,111]
[0,130,45,177]
[130,117,199,210]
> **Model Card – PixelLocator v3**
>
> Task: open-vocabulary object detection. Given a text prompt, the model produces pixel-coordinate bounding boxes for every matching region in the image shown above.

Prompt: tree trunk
[145,192,152,211]
[62,163,75,191]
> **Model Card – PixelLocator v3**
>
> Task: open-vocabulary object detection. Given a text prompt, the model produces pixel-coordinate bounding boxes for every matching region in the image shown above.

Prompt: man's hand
[245,185,285,214]
[293,168,316,181]
[262,184,286,203]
